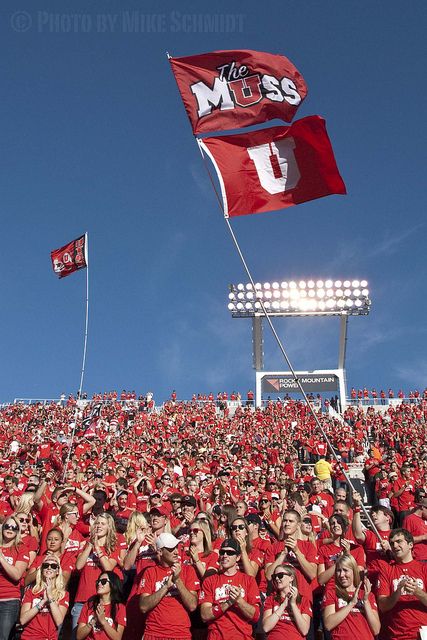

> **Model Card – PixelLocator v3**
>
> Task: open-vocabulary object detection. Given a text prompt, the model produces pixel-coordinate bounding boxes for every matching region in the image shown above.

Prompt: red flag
[51,234,87,278]
[199,116,346,217]
[170,49,307,134]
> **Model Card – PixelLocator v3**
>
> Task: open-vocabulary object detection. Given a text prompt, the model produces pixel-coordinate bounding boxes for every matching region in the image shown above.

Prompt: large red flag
[199,116,346,217]
[170,49,307,134]
[51,234,87,278]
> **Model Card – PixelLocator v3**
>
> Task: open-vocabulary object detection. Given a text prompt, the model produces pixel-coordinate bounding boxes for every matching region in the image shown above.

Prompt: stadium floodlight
[227,278,371,318]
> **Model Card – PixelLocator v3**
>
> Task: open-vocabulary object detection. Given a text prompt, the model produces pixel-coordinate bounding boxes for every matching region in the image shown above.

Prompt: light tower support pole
[252,316,263,371]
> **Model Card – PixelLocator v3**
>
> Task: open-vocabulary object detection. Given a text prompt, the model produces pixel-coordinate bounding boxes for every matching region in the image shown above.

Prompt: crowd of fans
[0,391,426,639]
[349,387,427,405]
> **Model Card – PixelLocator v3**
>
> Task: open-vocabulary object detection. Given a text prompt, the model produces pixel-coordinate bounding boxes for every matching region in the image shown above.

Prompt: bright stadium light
[227,279,371,318]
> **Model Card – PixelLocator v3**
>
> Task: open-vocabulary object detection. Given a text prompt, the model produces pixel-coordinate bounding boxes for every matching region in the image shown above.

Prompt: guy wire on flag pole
[196,139,382,541]
[62,232,90,481]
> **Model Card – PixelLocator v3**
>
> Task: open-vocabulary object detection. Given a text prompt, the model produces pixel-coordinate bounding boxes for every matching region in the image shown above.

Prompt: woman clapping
[20,556,69,640]
[77,571,126,640]
[263,564,311,639]
[322,554,380,639]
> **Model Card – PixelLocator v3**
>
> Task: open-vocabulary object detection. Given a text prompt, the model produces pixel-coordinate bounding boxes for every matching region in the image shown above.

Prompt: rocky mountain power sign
[262,373,339,393]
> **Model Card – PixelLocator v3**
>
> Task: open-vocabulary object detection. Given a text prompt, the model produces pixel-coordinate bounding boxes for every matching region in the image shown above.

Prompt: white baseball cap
[156,532,180,550]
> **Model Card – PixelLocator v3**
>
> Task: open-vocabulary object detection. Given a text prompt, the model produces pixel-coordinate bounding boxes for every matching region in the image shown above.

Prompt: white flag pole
[78,232,89,398]
[63,232,89,480]
[196,141,382,541]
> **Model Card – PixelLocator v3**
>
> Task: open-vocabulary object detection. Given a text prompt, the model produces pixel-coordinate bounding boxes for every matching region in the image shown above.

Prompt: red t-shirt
[318,542,365,570]
[357,529,390,566]
[392,477,415,512]
[265,539,318,592]
[403,513,427,561]
[21,534,39,556]
[21,590,69,640]
[38,499,59,530]
[263,594,312,639]
[140,563,200,639]
[182,549,219,575]
[75,545,121,602]
[308,492,334,517]
[78,601,127,639]
[377,559,427,640]
[322,586,377,640]
[127,541,158,599]
[200,570,260,640]
[0,544,30,599]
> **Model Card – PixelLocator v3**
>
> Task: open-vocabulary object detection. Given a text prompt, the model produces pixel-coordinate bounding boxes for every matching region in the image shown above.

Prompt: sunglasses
[231,524,246,531]
[18,518,31,524]
[42,562,59,570]
[259,499,269,504]
[273,572,293,581]
[68,512,79,517]
[219,549,237,557]
[3,524,18,532]
[190,528,202,535]
[96,578,110,586]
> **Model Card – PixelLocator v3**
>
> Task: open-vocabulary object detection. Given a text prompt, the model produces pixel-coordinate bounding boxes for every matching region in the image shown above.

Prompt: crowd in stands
[349,387,427,405]
[0,391,426,639]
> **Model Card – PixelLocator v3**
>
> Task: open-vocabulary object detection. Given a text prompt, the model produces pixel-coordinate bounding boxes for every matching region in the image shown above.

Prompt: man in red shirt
[393,464,416,525]
[352,490,393,582]
[264,510,318,588]
[377,528,427,640]
[200,538,260,639]
[308,478,334,518]
[139,532,199,640]
[403,493,427,561]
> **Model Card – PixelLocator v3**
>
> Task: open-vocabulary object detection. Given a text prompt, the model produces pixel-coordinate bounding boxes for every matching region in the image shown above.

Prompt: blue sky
[1,0,426,403]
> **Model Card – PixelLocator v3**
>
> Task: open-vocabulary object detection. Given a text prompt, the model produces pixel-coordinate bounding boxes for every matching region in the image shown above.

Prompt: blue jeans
[71,602,85,640]
[0,599,20,640]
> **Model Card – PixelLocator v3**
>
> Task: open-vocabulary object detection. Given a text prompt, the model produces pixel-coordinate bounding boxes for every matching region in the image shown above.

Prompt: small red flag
[51,234,87,279]
[199,116,346,217]
[170,49,307,134]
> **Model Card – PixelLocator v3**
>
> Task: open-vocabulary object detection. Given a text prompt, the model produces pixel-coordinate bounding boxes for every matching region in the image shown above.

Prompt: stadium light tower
[227,279,371,409]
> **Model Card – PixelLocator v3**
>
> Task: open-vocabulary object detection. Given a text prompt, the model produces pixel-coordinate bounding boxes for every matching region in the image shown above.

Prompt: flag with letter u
[199,116,346,217]
[170,49,307,134]
[51,234,88,278]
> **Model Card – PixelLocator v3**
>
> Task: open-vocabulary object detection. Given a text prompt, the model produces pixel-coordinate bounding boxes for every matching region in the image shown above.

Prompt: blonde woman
[123,511,155,578]
[53,502,85,557]
[12,492,35,519]
[0,515,30,640]
[20,555,69,639]
[122,512,156,640]
[322,553,380,639]
[73,513,120,634]
[186,520,218,579]
[25,528,74,588]
[300,516,317,544]
[15,511,39,566]
[263,564,311,638]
